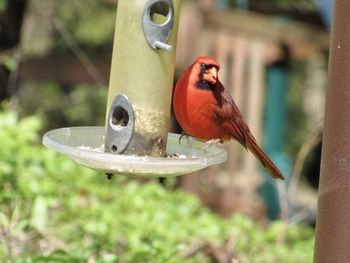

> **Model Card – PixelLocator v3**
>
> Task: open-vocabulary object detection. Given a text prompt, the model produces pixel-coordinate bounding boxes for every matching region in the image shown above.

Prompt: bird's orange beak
[203,66,218,84]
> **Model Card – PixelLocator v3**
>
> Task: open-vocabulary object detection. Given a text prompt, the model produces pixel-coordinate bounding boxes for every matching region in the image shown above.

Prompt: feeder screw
[154,41,173,52]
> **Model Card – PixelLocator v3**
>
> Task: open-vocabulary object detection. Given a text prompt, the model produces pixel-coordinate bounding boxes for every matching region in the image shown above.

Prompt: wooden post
[243,40,265,181]
[314,0,350,262]
[224,36,246,173]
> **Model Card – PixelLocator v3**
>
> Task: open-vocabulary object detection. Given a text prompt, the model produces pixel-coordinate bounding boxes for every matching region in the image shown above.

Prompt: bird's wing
[211,82,285,180]
[213,82,252,148]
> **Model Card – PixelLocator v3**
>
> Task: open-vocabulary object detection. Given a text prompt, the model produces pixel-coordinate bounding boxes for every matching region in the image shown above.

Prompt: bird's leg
[204,138,223,154]
[179,131,191,144]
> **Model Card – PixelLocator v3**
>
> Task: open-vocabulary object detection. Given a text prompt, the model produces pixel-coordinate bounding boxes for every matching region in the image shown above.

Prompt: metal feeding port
[143,0,174,52]
[42,0,228,177]
[105,94,135,154]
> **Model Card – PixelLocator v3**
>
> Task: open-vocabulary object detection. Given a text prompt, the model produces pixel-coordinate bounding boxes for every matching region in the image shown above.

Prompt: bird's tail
[246,136,285,180]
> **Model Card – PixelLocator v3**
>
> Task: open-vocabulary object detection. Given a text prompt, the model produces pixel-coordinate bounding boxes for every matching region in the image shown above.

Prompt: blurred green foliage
[16,82,107,131]
[14,0,113,131]
[227,0,316,11]
[0,55,17,72]
[0,107,315,262]
[0,0,7,12]
[56,0,115,54]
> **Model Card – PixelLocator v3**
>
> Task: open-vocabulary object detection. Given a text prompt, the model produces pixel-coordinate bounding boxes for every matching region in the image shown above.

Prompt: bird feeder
[42,0,227,177]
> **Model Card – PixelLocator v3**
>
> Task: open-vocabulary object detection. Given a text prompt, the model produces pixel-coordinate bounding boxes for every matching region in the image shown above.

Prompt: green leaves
[0,55,17,72]
[30,196,48,233]
[57,0,115,51]
[0,0,7,13]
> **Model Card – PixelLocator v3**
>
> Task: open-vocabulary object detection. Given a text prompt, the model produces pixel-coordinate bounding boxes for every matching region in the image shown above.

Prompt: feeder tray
[42,127,227,178]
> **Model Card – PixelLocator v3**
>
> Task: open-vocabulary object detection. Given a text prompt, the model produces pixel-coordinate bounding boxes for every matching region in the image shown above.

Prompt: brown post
[314,1,350,262]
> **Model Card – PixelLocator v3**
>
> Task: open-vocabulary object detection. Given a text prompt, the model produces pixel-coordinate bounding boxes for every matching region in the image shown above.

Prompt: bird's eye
[200,63,205,69]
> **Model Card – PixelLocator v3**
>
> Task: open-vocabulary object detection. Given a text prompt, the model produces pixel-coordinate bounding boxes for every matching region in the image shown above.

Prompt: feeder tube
[105,0,182,157]
[314,0,350,262]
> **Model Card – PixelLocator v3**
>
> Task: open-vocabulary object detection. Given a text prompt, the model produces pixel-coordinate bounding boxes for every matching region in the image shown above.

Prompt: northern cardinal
[173,56,284,180]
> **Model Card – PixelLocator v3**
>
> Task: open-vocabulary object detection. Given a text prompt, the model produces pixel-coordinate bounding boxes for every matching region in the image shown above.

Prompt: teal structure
[261,64,292,220]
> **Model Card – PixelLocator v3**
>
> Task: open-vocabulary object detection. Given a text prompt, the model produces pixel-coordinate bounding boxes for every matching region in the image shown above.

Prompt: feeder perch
[43,127,226,177]
[42,0,227,177]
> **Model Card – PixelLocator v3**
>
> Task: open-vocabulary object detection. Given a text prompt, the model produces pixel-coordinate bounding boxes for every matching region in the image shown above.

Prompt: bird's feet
[204,139,223,154]
[179,132,191,144]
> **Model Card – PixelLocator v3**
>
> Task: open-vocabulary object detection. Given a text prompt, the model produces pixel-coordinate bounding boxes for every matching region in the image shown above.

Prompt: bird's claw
[204,139,223,154]
[179,132,191,144]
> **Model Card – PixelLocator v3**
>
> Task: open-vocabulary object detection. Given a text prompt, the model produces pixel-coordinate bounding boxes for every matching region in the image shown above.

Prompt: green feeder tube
[105,0,182,157]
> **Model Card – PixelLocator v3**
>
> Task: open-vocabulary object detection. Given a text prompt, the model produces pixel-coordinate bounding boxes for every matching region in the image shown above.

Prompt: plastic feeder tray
[42,127,227,178]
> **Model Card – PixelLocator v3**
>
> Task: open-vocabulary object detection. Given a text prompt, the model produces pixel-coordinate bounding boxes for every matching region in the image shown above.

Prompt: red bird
[173,56,285,180]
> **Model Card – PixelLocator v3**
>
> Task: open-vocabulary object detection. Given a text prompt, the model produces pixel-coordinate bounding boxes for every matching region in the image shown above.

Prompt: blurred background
[0,0,331,262]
